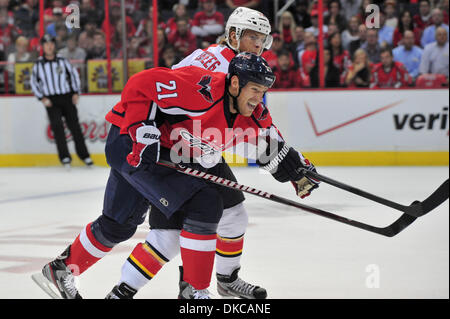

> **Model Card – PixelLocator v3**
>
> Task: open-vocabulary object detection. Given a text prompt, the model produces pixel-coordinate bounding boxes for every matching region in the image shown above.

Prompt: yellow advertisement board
[15,62,34,94]
[87,59,147,93]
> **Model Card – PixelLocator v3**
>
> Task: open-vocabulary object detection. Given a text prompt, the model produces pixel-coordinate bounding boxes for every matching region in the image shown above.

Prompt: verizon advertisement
[266,89,449,152]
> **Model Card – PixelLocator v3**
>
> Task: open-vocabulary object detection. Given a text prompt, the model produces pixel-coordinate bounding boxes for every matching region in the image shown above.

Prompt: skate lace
[229,278,255,296]
[62,272,78,297]
[192,288,211,299]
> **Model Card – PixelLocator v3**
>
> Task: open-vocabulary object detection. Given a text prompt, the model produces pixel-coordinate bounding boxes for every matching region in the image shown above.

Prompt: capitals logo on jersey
[197,75,214,103]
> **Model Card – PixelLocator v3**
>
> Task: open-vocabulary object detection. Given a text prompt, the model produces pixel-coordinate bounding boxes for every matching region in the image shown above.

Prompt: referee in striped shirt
[31,34,93,168]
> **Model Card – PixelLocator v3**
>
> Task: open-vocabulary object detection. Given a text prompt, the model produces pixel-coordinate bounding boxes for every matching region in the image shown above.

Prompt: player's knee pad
[145,229,181,260]
[182,186,224,235]
[93,215,138,245]
[217,203,249,238]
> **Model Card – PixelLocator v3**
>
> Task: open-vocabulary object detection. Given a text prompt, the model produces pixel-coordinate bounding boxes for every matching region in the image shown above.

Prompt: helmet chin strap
[226,77,243,115]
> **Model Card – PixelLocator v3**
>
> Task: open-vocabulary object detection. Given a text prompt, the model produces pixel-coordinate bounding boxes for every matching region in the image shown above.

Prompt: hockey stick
[301,169,449,218]
[156,161,445,237]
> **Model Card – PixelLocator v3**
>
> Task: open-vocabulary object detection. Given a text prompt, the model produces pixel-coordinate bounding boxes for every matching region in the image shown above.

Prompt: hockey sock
[120,242,169,290]
[65,223,113,275]
[180,230,217,290]
[215,234,244,276]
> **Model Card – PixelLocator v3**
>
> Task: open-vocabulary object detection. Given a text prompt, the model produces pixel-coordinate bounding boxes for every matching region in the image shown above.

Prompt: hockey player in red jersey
[107,7,283,299]
[35,53,319,299]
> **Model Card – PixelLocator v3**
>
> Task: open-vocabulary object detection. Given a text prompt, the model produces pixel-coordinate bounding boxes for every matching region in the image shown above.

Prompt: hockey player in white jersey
[106,7,276,299]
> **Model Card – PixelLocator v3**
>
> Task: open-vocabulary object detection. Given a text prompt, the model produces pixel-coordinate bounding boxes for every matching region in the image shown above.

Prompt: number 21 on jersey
[156,81,178,100]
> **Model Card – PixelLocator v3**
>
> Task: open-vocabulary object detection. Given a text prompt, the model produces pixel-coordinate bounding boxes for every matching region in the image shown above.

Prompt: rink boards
[0,89,448,167]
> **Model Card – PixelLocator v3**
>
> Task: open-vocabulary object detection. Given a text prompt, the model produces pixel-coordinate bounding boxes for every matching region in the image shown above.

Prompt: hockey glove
[126,121,161,168]
[262,144,319,198]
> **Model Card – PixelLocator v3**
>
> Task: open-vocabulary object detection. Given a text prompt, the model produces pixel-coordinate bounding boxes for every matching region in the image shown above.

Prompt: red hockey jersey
[105,66,282,167]
[370,61,412,89]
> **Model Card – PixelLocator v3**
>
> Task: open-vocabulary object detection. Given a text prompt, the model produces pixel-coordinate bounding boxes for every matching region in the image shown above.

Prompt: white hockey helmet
[225,7,273,54]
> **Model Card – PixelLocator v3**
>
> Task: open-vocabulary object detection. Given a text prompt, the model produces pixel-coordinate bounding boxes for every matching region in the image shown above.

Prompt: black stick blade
[405,179,449,217]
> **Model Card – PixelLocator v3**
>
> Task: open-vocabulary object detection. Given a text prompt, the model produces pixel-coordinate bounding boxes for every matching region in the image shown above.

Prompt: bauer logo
[393,106,449,131]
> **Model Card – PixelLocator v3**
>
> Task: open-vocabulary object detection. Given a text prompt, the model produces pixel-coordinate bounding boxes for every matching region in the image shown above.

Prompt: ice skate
[216,267,267,299]
[105,282,137,299]
[31,246,82,299]
[178,266,211,299]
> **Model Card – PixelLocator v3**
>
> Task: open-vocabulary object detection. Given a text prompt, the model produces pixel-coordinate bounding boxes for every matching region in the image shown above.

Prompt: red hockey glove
[126,121,161,168]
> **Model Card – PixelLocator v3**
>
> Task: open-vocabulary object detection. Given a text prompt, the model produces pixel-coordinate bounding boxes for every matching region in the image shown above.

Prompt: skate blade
[31,273,62,299]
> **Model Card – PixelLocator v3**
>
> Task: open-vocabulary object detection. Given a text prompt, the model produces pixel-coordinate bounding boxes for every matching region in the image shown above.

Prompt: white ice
[0,166,448,299]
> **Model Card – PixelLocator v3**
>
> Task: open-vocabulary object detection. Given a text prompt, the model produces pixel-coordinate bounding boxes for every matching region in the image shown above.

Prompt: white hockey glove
[126,121,161,168]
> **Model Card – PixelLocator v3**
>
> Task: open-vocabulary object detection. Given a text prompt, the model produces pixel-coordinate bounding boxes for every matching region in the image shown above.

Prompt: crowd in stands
[0,0,449,93]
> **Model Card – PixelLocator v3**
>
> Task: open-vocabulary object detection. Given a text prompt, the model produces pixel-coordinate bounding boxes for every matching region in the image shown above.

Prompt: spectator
[159,44,181,68]
[135,5,166,39]
[349,23,367,57]
[293,0,312,29]
[384,0,398,29]
[78,17,101,52]
[419,26,449,79]
[191,0,224,47]
[46,7,73,38]
[328,31,351,74]
[165,3,191,36]
[272,50,303,89]
[225,0,261,10]
[344,48,372,87]
[324,0,347,33]
[262,31,295,70]
[341,0,363,22]
[79,0,102,28]
[306,9,328,38]
[393,30,423,80]
[378,10,395,47]
[421,8,449,47]
[117,36,147,59]
[297,31,317,85]
[28,20,41,57]
[440,0,449,25]
[43,0,65,24]
[13,0,39,37]
[361,28,383,64]
[85,31,107,60]
[310,48,341,88]
[0,0,14,24]
[356,0,372,24]
[54,21,70,51]
[102,1,136,44]
[413,0,432,33]
[6,35,31,76]
[393,10,422,47]
[278,10,297,47]
[370,47,412,88]
[293,26,305,57]
[342,16,361,51]
[58,34,87,61]
[0,8,21,55]
[167,16,197,57]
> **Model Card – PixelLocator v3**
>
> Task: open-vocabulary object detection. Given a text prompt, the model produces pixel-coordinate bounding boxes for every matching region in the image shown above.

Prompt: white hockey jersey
[172,44,236,73]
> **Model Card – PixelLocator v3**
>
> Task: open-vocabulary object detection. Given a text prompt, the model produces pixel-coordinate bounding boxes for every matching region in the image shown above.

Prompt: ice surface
[0,166,448,299]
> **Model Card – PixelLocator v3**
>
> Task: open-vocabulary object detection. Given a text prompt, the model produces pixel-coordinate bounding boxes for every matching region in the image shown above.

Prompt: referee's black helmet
[41,34,56,45]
